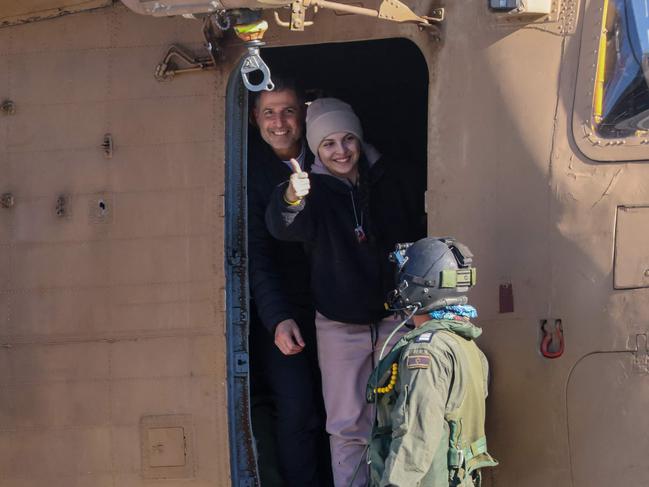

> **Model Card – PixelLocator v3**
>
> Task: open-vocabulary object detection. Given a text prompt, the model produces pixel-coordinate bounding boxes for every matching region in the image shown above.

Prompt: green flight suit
[366,319,497,487]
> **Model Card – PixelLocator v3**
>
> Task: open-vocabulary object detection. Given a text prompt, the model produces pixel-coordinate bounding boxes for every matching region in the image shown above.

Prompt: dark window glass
[594,0,649,138]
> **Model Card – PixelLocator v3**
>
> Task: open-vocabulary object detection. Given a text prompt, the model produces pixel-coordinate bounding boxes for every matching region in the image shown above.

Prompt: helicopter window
[592,0,649,138]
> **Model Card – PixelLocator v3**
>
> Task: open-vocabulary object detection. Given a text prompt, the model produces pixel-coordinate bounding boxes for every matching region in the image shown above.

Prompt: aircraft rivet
[1,193,15,209]
[1,100,15,115]
[56,195,69,218]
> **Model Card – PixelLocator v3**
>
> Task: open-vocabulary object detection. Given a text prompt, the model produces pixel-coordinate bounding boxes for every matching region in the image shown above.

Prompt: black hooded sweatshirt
[265,155,426,325]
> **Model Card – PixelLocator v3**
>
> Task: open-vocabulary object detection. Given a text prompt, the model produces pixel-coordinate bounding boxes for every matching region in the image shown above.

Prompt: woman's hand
[284,158,310,204]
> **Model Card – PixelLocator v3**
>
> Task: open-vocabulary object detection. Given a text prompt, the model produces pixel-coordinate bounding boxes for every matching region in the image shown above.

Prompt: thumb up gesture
[284,158,310,204]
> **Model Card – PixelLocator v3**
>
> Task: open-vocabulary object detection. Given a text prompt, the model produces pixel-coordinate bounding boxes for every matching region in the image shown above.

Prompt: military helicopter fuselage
[0,1,648,486]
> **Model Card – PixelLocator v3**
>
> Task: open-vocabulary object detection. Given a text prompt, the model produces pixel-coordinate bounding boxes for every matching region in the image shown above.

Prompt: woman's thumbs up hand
[285,158,310,203]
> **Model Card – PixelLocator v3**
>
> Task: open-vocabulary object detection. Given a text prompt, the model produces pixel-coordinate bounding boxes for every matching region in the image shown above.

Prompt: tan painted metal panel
[432,8,566,483]
[7,7,111,51]
[0,381,112,427]
[614,206,649,289]
[111,8,209,48]
[0,0,112,28]
[9,50,110,104]
[568,351,649,486]
[467,1,649,487]
[7,102,108,151]
[0,4,229,486]
[0,0,112,27]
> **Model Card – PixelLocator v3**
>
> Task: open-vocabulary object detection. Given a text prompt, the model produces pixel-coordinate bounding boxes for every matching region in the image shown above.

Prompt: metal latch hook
[241,43,275,92]
[540,319,564,359]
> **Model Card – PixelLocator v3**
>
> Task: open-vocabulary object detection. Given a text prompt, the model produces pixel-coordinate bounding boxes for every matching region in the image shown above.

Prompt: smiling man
[246,78,328,487]
[255,88,303,160]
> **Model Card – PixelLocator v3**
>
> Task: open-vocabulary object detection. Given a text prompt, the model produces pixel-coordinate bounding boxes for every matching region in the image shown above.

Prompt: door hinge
[234,352,249,375]
[632,334,649,374]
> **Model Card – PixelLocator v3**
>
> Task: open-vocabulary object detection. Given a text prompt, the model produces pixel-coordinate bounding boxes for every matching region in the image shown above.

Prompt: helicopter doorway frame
[224,64,258,487]
[224,36,429,487]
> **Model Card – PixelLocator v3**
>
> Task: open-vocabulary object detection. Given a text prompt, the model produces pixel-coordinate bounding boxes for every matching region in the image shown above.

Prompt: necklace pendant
[354,225,367,243]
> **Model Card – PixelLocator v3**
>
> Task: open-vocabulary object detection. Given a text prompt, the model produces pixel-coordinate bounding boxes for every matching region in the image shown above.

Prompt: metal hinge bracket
[155,44,217,82]
[274,0,443,31]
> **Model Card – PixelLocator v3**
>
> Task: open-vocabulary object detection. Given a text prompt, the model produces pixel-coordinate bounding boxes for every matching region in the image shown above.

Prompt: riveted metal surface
[0,5,230,487]
[0,0,112,28]
[484,0,579,34]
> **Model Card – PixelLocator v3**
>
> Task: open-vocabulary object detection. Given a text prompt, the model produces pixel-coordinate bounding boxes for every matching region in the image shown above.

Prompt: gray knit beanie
[306,98,363,155]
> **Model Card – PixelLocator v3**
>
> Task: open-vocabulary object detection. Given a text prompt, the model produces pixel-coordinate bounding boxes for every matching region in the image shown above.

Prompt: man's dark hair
[250,75,306,111]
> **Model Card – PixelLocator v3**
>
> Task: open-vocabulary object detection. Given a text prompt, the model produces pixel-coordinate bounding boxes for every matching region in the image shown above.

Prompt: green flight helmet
[387,237,476,314]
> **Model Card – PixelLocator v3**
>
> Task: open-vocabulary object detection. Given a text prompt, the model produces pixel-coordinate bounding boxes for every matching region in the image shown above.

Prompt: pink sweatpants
[315,311,406,487]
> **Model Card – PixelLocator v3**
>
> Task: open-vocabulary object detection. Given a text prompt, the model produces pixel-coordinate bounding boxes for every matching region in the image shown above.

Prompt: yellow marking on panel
[593,0,610,126]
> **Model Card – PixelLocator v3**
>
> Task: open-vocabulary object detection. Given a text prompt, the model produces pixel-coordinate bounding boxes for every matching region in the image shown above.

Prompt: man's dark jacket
[247,134,314,332]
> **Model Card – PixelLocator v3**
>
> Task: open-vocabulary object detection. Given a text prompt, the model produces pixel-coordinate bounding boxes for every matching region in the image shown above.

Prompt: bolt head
[1,193,15,208]
[1,100,16,115]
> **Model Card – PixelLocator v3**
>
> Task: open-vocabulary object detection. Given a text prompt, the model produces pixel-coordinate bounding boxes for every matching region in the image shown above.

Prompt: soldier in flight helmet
[386,237,477,314]
[366,237,498,487]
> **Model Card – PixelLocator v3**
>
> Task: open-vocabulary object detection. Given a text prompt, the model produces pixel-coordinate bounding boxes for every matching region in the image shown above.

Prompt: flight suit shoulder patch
[415,332,433,343]
[406,354,431,369]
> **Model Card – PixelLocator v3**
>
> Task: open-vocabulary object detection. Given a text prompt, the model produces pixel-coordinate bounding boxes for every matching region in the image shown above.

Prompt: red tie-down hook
[541,319,564,359]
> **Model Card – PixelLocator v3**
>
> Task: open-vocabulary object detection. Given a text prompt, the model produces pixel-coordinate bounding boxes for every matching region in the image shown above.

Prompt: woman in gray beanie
[266,98,426,487]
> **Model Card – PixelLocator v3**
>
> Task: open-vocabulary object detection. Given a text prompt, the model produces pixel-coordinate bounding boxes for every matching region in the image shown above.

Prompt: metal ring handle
[541,320,564,359]
[240,49,275,92]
